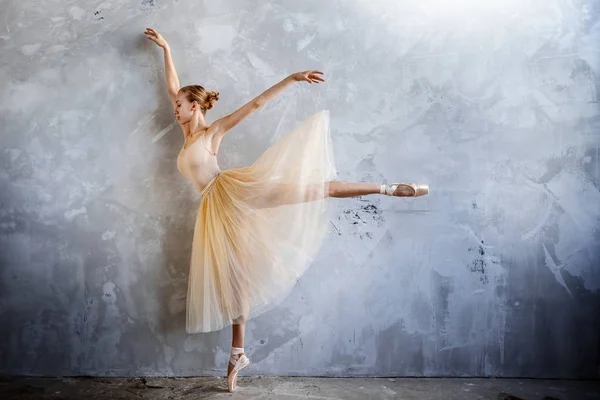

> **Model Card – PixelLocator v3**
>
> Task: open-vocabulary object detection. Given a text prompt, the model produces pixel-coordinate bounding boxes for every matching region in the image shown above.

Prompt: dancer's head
[174,85,219,123]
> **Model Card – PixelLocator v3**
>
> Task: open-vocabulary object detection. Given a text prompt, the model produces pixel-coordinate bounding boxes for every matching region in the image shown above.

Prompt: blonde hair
[180,85,219,114]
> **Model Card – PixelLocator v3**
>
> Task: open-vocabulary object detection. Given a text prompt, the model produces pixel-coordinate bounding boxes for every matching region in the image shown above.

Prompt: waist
[200,172,220,196]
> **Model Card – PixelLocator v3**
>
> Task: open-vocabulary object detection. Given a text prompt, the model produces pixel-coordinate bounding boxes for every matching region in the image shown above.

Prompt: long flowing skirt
[186,110,336,333]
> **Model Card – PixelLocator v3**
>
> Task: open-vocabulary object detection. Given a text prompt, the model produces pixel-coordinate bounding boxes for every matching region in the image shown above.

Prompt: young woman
[145,27,428,392]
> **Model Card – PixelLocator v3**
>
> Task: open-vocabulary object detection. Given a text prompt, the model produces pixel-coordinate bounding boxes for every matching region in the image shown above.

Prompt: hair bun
[204,91,219,110]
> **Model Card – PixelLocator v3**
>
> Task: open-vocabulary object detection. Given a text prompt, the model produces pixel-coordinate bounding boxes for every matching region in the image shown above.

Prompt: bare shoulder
[205,122,223,153]
[206,116,228,140]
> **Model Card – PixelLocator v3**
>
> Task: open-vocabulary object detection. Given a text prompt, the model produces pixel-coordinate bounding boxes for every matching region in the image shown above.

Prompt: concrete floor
[0,377,598,400]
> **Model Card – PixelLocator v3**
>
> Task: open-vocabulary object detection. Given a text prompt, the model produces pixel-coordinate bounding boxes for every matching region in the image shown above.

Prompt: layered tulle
[186,110,336,333]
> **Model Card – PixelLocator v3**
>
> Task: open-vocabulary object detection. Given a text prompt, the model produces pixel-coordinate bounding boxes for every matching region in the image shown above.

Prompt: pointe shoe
[380,183,429,197]
[227,347,250,392]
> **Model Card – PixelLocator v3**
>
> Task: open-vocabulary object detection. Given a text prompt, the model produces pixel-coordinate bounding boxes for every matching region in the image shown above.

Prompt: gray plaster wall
[1,0,599,379]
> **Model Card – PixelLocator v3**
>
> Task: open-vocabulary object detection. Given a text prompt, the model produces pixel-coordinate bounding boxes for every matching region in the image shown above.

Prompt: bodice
[177,135,220,193]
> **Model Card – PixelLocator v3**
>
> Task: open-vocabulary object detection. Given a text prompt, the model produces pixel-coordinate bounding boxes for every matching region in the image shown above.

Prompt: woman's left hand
[145,28,169,49]
[291,70,325,84]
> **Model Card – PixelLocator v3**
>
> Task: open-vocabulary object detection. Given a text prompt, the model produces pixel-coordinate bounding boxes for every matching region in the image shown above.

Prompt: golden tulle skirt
[186,110,336,333]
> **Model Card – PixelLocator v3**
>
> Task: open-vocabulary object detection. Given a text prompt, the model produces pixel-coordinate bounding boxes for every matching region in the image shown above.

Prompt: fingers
[144,28,160,45]
[307,71,325,83]
[144,28,161,39]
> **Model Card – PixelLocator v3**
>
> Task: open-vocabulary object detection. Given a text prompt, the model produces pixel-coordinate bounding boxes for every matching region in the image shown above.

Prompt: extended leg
[247,180,428,208]
[327,181,380,198]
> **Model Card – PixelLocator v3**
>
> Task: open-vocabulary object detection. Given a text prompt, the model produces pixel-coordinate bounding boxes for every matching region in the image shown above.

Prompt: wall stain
[340,201,384,239]
[468,240,489,284]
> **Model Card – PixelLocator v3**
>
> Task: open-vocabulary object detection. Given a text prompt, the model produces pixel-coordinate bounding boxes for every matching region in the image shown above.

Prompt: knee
[233,312,248,325]
[328,181,343,198]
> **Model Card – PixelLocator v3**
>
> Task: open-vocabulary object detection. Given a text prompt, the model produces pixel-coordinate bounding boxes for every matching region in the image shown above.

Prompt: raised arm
[211,70,325,139]
[145,28,180,106]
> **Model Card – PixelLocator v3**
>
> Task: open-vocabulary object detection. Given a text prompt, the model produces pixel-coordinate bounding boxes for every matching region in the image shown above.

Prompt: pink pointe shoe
[227,347,249,392]
[380,183,429,197]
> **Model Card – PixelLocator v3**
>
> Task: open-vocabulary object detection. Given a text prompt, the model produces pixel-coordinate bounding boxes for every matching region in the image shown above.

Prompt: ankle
[230,347,245,360]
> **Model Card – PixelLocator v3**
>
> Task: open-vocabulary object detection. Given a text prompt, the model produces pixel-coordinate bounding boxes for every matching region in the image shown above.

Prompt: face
[174,91,199,124]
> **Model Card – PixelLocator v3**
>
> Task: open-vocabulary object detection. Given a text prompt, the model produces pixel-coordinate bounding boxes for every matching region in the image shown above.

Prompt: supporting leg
[227,322,249,392]
[231,322,246,353]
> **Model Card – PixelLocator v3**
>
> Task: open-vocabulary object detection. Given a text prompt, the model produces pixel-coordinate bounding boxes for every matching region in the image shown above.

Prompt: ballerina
[145,27,428,392]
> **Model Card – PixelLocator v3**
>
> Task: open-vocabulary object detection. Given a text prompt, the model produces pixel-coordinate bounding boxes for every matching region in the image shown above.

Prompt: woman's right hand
[291,70,325,84]
[145,28,168,49]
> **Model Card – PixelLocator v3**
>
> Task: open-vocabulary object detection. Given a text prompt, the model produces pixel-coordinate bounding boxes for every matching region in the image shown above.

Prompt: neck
[186,117,209,138]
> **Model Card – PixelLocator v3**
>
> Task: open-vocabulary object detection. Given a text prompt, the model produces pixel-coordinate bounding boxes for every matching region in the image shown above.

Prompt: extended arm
[145,28,180,105]
[212,70,325,139]
[162,46,181,103]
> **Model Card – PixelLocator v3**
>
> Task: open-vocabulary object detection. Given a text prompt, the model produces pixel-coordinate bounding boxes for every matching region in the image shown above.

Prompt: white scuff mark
[521,192,553,240]
[102,230,116,241]
[183,336,208,353]
[196,24,236,53]
[47,44,69,54]
[410,52,458,59]
[578,20,600,76]
[542,244,572,297]
[69,6,86,20]
[102,282,120,318]
[65,147,88,160]
[439,343,474,351]
[297,34,316,52]
[282,18,294,32]
[246,51,276,76]
[7,148,23,162]
[544,171,600,233]
[130,114,156,138]
[64,206,87,221]
[151,123,175,143]
[21,43,41,56]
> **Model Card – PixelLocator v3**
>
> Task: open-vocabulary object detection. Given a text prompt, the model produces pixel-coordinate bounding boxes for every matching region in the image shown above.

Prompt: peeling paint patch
[468,241,489,283]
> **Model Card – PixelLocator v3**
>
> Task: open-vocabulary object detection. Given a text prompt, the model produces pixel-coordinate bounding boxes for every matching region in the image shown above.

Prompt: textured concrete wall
[1,0,599,378]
